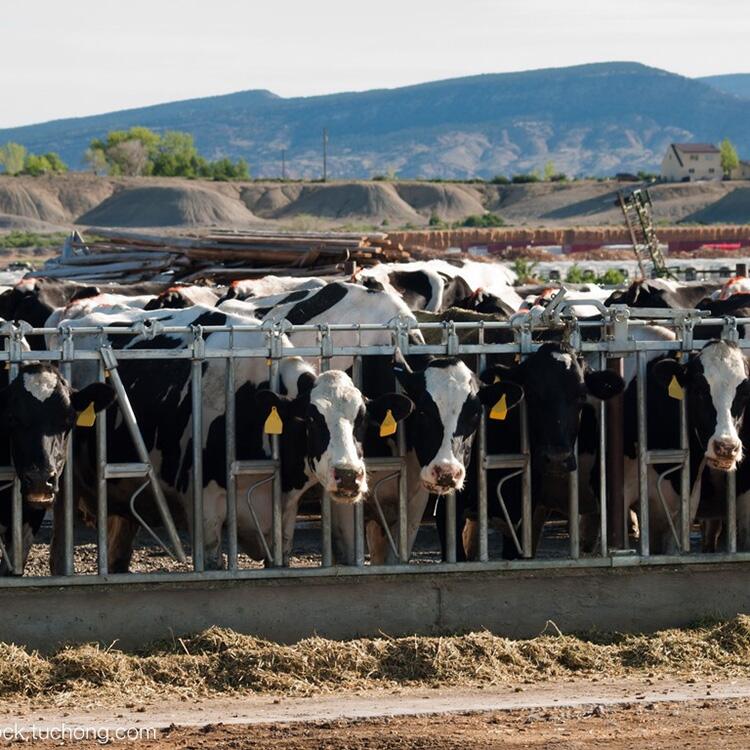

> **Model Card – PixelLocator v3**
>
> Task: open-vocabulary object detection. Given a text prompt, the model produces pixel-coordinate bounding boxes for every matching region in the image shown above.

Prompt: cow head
[483,343,624,472]
[256,371,412,503]
[0,364,116,508]
[653,342,750,472]
[394,351,523,494]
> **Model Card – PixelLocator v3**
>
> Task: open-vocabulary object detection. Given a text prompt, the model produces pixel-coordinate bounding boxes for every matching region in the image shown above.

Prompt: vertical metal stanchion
[679,383,691,553]
[61,359,75,576]
[269,342,283,568]
[636,351,650,556]
[352,347,365,567]
[520,401,532,558]
[9,340,23,574]
[395,324,409,563]
[598,351,608,557]
[727,468,737,554]
[319,325,333,566]
[191,354,204,572]
[568,438,580,559]
[445,491,457,563]
[477,324,489,562]
[96,356,108,575]
[225,330,238,571]
[606,356,626,550]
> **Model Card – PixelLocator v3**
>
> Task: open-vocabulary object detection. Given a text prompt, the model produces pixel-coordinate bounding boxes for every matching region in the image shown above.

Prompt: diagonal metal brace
[99,345,187,563]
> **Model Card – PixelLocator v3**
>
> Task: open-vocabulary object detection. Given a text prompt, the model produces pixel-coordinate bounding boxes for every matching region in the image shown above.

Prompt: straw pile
[2,616,750,701]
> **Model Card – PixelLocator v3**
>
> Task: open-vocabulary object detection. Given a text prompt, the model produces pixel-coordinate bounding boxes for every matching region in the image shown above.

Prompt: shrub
[461,213,505,228]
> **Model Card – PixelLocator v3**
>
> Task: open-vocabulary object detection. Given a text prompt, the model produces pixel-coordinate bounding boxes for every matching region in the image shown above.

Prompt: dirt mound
[240,184,304,218]
[276,183,423,225]
[0,213,69,232]
[77,185,258,228]
[394,183,486,221]
[0,180,69,224]
[681,187,750,224]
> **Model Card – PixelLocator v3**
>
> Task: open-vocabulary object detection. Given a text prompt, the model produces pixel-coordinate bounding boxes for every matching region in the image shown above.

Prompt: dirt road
[5,678,750,748]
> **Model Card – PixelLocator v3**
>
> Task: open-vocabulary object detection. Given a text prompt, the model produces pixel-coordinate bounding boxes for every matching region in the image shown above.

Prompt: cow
[219,276,327,303]
[51,303,410,571]
[605,278,720,310]
[217,280,519,563]
[356,259,522,316]
[143,285,220,310]
[0,363,115,574]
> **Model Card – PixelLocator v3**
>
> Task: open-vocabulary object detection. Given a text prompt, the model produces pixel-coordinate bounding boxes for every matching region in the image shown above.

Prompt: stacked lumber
[31,228,412,283]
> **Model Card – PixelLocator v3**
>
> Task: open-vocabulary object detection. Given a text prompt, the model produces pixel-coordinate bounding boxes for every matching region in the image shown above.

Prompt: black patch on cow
[253,307,273,319]
[455,394,482,438]
[388,271,433,310]
[192,310,227,328]
[305,404,331,470]
[68,286,101,303]
[285,283,349,325]
[278,290,310,305]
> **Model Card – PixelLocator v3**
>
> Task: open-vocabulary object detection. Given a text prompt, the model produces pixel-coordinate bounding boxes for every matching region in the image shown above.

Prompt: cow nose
[544,452,577,472]
[333,466,364,491]
[714,439,740,459]
[433,464,462,488]
[21,469,58,497]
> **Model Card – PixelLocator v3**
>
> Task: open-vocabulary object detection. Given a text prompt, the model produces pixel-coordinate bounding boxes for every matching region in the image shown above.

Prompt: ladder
[617,188,672,279]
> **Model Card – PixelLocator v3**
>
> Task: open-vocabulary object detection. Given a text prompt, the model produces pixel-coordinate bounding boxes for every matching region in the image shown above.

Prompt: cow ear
[478,381,524,411]
[296,371,316,397]
[71,382,116,414]
[255,390,291,420]
[367,393,413,425]
[584,370,625,401]
[393,349,424,394]
[479,363,522,386]
[651,358,687,389]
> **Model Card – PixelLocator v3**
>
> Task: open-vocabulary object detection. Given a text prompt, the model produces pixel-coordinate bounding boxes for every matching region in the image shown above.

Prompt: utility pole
[281,149,286,180]
[322,128,328,182]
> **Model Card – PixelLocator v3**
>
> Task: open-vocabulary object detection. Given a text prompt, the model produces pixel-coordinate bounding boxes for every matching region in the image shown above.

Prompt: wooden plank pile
[30,228,413,283]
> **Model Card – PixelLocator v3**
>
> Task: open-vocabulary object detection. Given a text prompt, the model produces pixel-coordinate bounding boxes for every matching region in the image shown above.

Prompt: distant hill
[699,74,750,100]
[3,62,750,179]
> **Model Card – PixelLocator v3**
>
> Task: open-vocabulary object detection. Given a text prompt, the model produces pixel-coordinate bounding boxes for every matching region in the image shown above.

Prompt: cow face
[654,342,750,472]
[0,365,116,508]
[257,371,412,503]
[485,344,624,472]
[394,352,523,494]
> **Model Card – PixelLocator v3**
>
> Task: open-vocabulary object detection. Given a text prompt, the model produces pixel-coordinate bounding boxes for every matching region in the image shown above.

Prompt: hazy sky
[2,0,747,128]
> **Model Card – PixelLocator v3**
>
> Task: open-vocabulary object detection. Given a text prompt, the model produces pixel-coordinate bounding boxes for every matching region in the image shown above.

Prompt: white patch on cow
[702,342,748,469]
[308,370,368,501]
[23,370,58,402]
[421,362,477,493]
[551,351,573,369]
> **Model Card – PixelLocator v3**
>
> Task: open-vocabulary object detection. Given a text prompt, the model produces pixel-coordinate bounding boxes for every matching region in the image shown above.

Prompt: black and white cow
[52,303,409,571]
[0,363,115,574]
[605,278,720,311]
[219,281,513,563]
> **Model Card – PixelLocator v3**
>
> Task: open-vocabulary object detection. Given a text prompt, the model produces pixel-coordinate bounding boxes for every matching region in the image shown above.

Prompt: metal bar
[520,401,532,558]
[9,357,22,575]
[679,389,690,553]
[445,492,457,563]
[727,469,737,554]
[96,359,108,576]
[606,357,626,550]
[352,349,365,567]
[568,438,580,559]
[61,361,75,576]
[269,357,282,568]
[598,352,608,557]
[636,352,650,556]
[191,359,204,572]
[321,493,332,567]
[477,325,489,562]
[225,347,238,571]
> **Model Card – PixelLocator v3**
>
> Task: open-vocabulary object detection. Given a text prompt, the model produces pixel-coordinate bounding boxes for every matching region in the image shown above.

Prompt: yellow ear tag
[76,402,96,428]
[264,406,283,435]
[490,393,508,421]
[380,409,397,437]
[668,375,684,401]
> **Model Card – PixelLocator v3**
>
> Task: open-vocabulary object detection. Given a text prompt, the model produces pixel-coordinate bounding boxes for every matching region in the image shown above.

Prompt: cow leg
[107,515,140,573]
[579,512,600,554]
[531,505,549,556]
[201,486,228,570]
[384,486,429,565]
[462,517,479,560]
[701,519,722,552]
[366,520,387,565]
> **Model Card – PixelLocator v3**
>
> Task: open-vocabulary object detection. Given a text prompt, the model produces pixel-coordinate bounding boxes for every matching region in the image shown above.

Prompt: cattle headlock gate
[1,295,750,645]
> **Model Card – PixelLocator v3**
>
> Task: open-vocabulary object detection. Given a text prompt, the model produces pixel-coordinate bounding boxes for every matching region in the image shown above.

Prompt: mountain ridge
[3,62,750,179]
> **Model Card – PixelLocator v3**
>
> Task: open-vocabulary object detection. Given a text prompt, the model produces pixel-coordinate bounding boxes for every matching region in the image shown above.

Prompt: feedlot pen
[2,300,750,647]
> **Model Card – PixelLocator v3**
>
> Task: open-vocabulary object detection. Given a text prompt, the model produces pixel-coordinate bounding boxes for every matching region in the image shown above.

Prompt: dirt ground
[6,681,750,749]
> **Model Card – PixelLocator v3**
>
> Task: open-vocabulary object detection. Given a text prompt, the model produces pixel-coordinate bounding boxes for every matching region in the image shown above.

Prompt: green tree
[152,131,199,176]
[0,142,27,175]
[22,154,53,176]
[720,138,739,178]
[543,161,556,181]
[84,147,108,175]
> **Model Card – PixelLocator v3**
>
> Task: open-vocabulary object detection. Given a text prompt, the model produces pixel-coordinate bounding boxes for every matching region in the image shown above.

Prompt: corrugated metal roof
[673,143,720,154]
